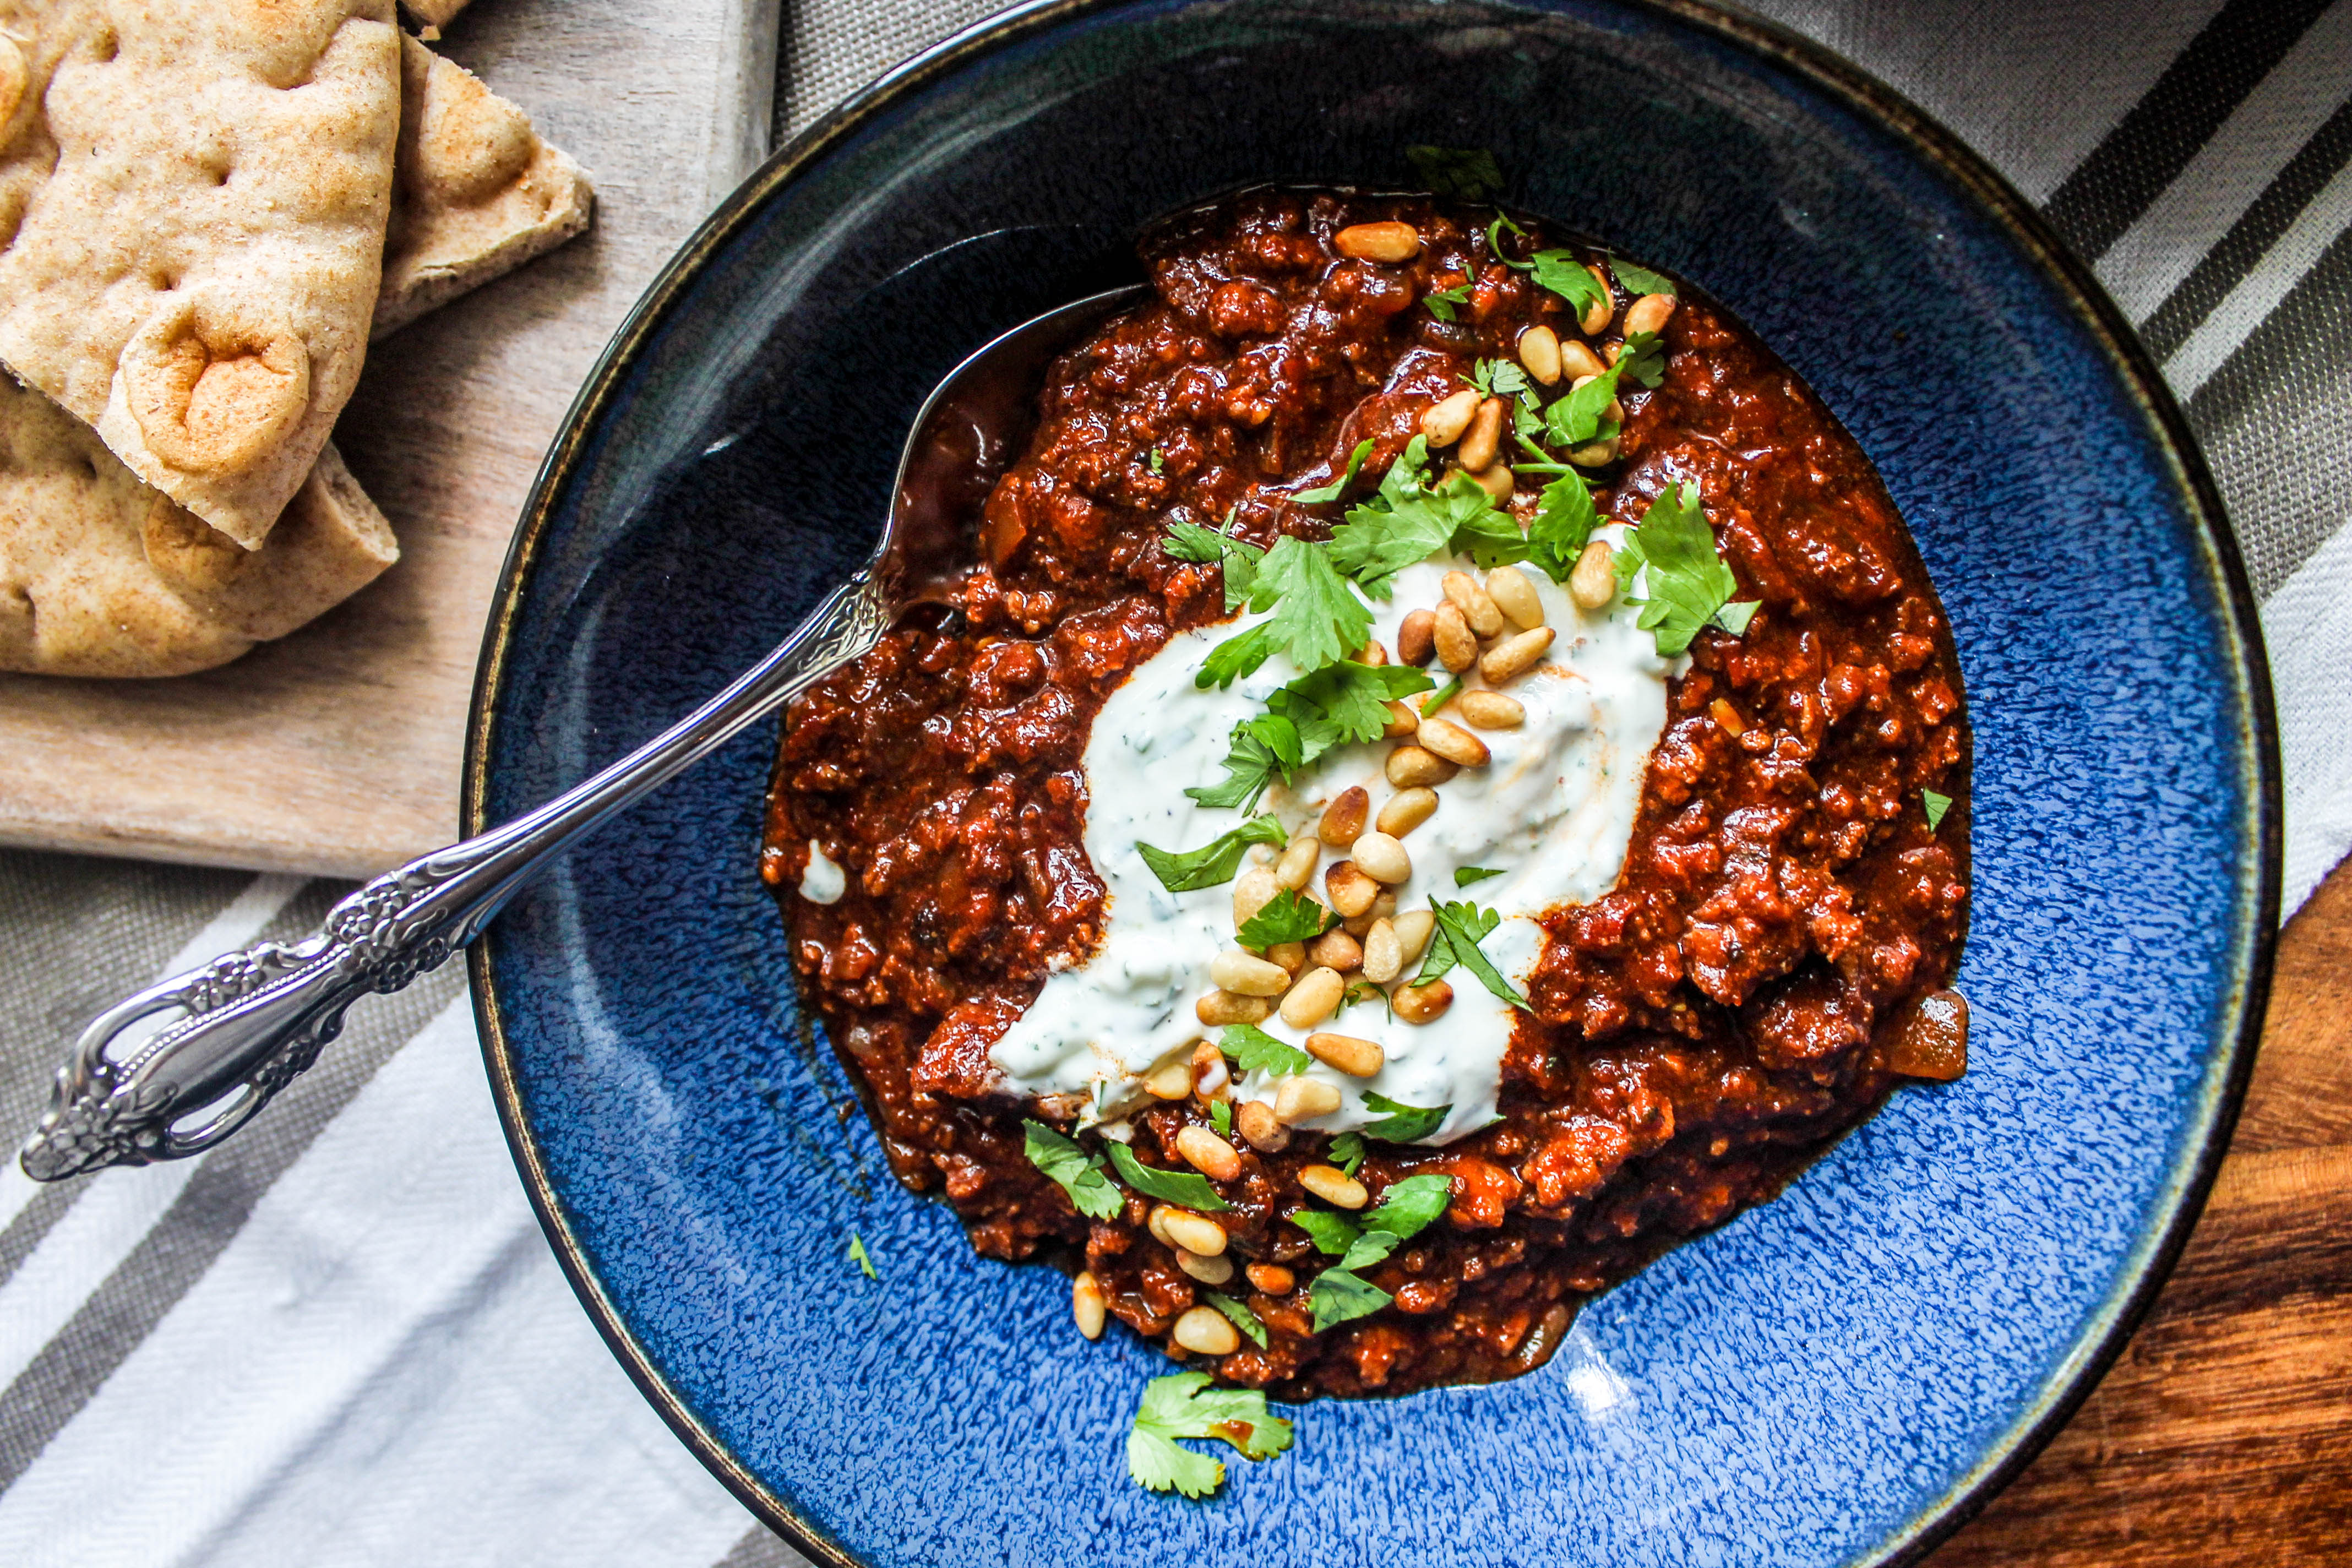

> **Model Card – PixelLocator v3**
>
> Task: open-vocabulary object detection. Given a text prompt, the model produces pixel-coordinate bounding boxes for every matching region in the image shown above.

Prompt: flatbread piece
[399,0,471,28]
[0,0,401,551]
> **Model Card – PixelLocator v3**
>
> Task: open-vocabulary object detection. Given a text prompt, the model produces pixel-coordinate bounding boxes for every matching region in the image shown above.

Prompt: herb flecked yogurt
[988,531,1677,1142]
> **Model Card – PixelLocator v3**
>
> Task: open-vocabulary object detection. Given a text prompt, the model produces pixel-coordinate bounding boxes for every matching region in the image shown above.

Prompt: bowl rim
[460,2,2284,1562]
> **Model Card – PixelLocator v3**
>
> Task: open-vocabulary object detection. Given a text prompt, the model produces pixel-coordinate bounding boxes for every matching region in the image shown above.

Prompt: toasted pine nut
[1710,696,1747,736]
[1246,1262,1295,1294]
[1479,626,1555,684]
[1433,603,1477,672]
[1234,1099,1288,1151]
[1386,745,1458,788]
[1580,262,1614,335]
[1462,463,1514,500]
[1559,337,1607,380]
[1265,939,1306,974]
[1304,1031,1383,1077]
[1307,927,1363,972]
[1175,1123,1244,1182]
[1625,291,1676,337]
[1419,388,1480,445]
[1172,1304,1242,1355]
[1211,949,1291,995]
[1196,989,1272,1026]
[1073,1271,1107,1340]
[1319,786,1369,847]
[1417,717,1490,767]
[1457,398,1504,473]
[1280,965,1345,1027]
[1233,866,1278,928]
[1517,323,1563,385]
[1349,830,1412,884]
[1382,699,1420,738]
[1177,1248,1235,1285]
[1391,909,1437,965]
[1345,889,1395,939]
[1442,570,1506,638]
[1275,835,1320,891]
[1457,690,1525,729]
[1299,1163,1371,1208]
[1378,787,1439,836]
[1392,978,1455,1024]
[1146,1059,1194,1099]
[1485,566,1544,630]
[1570,540,1616,610]
[1397,608,1436,666]
[1155,1205,1228,1256]
[1273,1074,1343,1124]
[1567,436,1619,468]
[1191,1039,1229,1097]
[1324,862,1379,919]
[1335,220,1422,263]
[1359,638,1389,666]
[1360,918,1404,983]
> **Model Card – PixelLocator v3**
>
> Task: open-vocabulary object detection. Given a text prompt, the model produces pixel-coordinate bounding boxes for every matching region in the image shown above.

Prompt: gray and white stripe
[3,2,2346,1563]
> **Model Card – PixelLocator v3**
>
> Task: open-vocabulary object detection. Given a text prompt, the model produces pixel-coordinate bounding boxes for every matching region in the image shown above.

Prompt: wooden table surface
[1929,856,2352,1565]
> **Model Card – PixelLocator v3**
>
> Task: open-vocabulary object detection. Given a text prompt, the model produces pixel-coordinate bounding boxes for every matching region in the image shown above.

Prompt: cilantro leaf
[1379,434,1433,504]
[1024,1120,1123,1219]
[1423,281,1472,322]
[1467,357,1531,398]
[1106,1138,1233,1211]
[1309,1266,1392,1331]
[1135,815,1287,892]
[1224,1022,1314,1077]
[1128,1373,1293,1496]
[848,1232,878,1280]
[1529,250,1607,317]
[1526,471,1598,583]
[1273,661,1434,756]
[1329,1131,1365,1177]
[1613,482,1755,657]
[1245,536,1374,674]
[1450,497,1531,570]
[1204,1290,1269,1348]
[1360,1091,1450,1143]
[1545,358,1627,448]
[1418,898,1528,1008]
[1618,329,1666,389]
[1290,1207,1360,1256]
[1295,438,1373,504]
[1162,520,1229,563]
[1164,516,1265,612]
[1184,714,1299,812]
[1331,474,1520,594]
[1337,1229,1401,1272]
[1237,887,1340,948]
[1210,1099,1232,1136]
[1453,866,1505,886]
[1197,620,1283,689]
[1406,144,1506,202]
[1923,788,1953,831]
[1363,1172,1453,1239]
[1608,256,1677,297]
[1485,213,1528,267]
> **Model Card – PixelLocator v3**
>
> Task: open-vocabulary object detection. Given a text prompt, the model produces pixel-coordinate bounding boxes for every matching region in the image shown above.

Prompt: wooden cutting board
[0,0,781,880]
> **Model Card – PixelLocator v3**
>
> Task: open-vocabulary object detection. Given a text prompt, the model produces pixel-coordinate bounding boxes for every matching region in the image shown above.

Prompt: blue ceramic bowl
[463,3,2279,1564]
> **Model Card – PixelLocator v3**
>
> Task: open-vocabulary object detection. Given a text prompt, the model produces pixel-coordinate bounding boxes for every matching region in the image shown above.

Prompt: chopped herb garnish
[1608,256,1677,297]
[1183,715,1299,813]
[1204,1290,1270,1348]
[1329,470,1522,596]
[1360,1090,1450,1143]
[1210,1098,1233,1136]
[1923,788,1953,831]
[1363,1172,1453,1237]
[1422,280,1472,322]
[1290,1207,1364,1255]
[1453,866,1505,887]
[1611,481,1757,657]
[1222,1023,1314,1078]
[1406,144,1506,202]
[1163,514,1265,612]
[1617,329,1666,389]
[1295,438,1373,504]
[1308,1264,1392,1331]
[1416,897,1528,1008]
[1526,471,1599,584]
[1329,1131,1365,1177]
[1338,980,1391,1019]
[1238,887,1341,949]
[848,1232,878,1280]
[1149,447,1166,473]
[1106,1138,1233,1211]
[1023,1120,1123,1219]
[1126,1372,1293,1497]
[1296,1174,1452,1330]
[1420,676,1462,716]
[1197,536,1374,685]
[1528,249,1608,317]
[1135,815,1288,892]
[1467,357,1531,398]
[1545,357,1628,448]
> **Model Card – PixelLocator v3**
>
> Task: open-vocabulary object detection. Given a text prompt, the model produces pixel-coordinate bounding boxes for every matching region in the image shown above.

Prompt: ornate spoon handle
[19,575,892,1182]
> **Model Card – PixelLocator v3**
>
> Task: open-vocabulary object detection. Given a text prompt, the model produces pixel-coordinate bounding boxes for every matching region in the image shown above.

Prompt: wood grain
[0,0,780,880]
[1928,855,2352,1566]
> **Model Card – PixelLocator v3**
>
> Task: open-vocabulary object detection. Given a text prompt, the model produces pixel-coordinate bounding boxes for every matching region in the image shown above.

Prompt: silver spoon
[19,283,1149,1182]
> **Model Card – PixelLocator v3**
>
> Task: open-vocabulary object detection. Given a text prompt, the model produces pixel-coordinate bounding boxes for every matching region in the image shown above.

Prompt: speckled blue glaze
[463,3,2277,1565]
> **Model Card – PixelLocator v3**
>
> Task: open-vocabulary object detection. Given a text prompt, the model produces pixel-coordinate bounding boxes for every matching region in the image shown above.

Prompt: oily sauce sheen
[761,189,1970,1400]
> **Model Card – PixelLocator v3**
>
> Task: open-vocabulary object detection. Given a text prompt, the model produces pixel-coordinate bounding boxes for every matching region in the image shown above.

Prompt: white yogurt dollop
[798,840,846,905]
[987,536,1675,1142]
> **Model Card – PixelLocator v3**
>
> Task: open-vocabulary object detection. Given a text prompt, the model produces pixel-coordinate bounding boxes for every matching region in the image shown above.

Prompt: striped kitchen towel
[1,2,2345,1564]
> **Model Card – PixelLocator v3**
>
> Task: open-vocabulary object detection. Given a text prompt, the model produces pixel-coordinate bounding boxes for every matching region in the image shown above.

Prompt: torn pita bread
[0,0,400,552]
[0,375,395,677]
[400,0,470,28]
[375,32,593,338]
